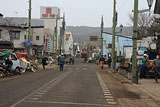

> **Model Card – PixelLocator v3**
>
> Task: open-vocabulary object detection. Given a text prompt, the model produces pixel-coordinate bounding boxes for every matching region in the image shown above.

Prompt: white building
[64,31,73,55]
[40,6,62,54]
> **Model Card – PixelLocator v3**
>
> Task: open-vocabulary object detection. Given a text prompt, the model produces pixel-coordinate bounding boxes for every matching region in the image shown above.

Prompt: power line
[117,0,128,11]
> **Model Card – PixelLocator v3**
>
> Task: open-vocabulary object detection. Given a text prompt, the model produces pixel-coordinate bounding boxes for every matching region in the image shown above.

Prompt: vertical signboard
[40,6,60,19]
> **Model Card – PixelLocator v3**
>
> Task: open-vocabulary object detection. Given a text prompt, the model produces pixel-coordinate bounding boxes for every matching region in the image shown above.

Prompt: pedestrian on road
[140,54,148,78]
[153,55,160,83]
[99,55,105,70]
[42,57,47,70]
[107,56,112,68]
[59,53,65,71]
[69,55,72,64]
[71,55,75,64]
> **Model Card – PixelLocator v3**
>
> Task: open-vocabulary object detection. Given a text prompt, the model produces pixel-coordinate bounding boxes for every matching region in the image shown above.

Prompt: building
[43,28,54,55]
[103,33,132,58]
[0,17,50,57]
[40,6,62,55]
[0,6,67,57]
[64,31,73,55]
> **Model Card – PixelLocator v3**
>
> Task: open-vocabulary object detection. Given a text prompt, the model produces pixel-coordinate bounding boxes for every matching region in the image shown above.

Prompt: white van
[9,53,21,72]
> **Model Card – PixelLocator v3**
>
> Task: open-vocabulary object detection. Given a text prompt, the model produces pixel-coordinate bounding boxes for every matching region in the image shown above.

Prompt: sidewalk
[111,67,160,105]
[134,79,160,103]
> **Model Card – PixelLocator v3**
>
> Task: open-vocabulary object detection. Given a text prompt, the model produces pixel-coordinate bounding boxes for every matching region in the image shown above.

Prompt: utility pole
[55,15,58,55]
[132,0,139,84]
[28,0,32,56]
[61,13,65,54]
[101,15,104,56]
[112,0,117,72]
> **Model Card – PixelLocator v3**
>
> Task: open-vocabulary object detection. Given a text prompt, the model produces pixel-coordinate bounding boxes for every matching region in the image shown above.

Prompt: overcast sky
[0,0,156,27]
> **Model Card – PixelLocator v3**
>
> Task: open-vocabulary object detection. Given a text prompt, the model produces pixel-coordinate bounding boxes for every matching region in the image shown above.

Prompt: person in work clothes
[153,55,160,83]
[71,55,75,64]
[140,54,148,78]
[99,55,105,70]
[42,57,47,70]
[59,54,65,71]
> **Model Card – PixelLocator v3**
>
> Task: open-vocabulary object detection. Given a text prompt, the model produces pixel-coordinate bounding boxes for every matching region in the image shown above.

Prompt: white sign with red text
[40,6,60,19]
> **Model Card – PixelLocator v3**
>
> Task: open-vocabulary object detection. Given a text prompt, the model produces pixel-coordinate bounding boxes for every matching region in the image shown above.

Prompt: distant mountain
[66,26,133,42]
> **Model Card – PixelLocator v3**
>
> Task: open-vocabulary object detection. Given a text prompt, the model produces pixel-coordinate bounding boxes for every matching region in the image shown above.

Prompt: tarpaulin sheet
[0,49,13,59]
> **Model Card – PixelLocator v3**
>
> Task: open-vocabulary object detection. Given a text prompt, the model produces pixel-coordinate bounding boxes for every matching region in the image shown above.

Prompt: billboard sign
[40,6,60,19]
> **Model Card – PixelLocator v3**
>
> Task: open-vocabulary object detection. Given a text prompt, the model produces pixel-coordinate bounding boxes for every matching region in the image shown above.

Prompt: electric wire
[117,0,128,11]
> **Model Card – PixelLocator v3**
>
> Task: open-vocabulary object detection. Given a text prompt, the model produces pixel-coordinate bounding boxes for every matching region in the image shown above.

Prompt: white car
[8,53,22,73]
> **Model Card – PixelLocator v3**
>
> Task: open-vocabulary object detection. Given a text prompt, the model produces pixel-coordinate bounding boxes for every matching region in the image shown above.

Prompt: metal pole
[28,0,31,56]
[112,0,117,72]
[132,0,139,84]
[55,16,58,55]
[101,15,104,56]
[61,13,65,54]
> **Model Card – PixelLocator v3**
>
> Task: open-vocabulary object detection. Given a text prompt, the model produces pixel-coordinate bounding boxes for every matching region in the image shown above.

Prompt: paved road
[0,59,118,107]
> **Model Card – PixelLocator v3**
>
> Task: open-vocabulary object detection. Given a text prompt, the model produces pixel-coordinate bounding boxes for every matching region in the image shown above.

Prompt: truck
[81,49,88,58]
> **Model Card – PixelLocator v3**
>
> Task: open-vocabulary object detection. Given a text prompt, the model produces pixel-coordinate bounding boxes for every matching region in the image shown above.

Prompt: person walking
[153,55,160,83]
[99,55,105,70]
[107,56,112,68]
[140,54,148,78]
[59,54,65,71]
[71,55,75,64]
[42,57,47,70]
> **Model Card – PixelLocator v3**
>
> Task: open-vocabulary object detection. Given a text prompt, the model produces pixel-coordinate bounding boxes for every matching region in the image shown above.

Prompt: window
[24,35,27,40]
[36,35,39,40]
[11,54,17,60]
[10,31,20,39]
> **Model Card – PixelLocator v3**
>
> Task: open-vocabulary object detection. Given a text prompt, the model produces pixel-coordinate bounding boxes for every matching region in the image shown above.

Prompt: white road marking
[103,88,108,91]
[44,88,51,91]
[103,90,109,92]
[10,71,72,107]
[40,90,48,93]
[28,98,39,100]
[103,90,110,94]
[103,87,108,89]
[106,99,114,101]
[33,95,43,97]
[103,91,110,94]
[26,100,111,107]
[96,72,116,105]
[107,102,117,105]
[104,94,112,96]
[36,92,45,95]
[105,96,114,99]
[76,68,80,70]
[46,86,52,88]
[83,68,87,70]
